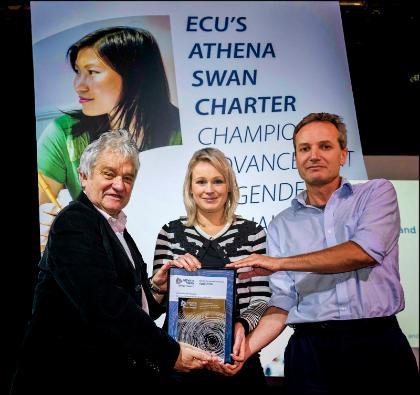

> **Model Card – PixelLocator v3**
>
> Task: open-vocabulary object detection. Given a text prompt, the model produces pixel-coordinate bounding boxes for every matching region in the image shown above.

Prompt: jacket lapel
[123,230,146,279]
[75,193,138,276]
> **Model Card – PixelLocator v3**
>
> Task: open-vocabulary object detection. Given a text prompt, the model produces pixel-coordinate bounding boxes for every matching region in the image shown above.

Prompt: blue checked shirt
[267,178,405,324]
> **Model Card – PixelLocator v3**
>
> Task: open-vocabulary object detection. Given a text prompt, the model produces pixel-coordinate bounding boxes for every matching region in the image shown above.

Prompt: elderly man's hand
[174,342,215,372]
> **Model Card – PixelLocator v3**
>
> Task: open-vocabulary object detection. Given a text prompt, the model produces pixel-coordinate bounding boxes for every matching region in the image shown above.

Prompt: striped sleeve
[153,224,174,276]
[235,224,271,333]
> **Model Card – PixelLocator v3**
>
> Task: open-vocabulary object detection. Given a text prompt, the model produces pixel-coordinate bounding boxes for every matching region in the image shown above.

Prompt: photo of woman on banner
[37,26,181,250]
[150,147,272,388]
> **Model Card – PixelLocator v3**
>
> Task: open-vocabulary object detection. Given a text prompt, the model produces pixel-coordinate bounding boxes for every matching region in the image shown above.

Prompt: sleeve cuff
[235,317,250,336]
[268,293,294,312]
[350,237,386,265]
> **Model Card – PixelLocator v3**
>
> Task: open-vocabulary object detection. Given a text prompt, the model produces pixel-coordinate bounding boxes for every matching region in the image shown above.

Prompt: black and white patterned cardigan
[153,216,272,333]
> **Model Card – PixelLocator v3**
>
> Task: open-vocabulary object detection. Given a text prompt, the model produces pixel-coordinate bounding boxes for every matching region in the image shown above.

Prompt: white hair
[78,129,140,180]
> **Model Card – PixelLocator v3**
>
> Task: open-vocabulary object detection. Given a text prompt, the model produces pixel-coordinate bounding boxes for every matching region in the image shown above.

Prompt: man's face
[295,121,347,187]
[81,150,136,216]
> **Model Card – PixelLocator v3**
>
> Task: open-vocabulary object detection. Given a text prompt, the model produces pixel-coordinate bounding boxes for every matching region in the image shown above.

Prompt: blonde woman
[150,148,271,388]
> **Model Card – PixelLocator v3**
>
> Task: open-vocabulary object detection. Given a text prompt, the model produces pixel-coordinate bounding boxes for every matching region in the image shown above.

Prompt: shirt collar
[94,205,127,233]
[292,177,353,211]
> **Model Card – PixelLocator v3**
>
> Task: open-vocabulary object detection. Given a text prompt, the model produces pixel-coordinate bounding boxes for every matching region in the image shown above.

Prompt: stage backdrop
[31,1,373,375]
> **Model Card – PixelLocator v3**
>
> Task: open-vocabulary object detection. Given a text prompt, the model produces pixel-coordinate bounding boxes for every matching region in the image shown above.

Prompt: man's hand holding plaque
[174,342,216,373]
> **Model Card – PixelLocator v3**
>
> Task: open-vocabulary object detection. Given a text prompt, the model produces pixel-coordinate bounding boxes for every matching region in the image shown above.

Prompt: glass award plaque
[167,268,236,363]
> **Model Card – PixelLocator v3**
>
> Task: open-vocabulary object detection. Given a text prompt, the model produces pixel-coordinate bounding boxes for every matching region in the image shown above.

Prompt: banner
[31,1,368,375]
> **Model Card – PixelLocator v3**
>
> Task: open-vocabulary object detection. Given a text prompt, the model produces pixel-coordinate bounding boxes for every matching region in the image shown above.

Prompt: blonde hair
[183,148,239,226]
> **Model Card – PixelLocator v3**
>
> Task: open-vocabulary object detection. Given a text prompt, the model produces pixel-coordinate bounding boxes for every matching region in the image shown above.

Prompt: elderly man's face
[81,149,136,216]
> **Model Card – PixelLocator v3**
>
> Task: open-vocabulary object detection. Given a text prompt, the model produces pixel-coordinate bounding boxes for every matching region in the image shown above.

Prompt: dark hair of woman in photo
[38,26,181,204]
[66,26,181,151]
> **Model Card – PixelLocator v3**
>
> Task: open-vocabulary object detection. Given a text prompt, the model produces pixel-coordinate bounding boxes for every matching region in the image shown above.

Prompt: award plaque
[167,268,236,363]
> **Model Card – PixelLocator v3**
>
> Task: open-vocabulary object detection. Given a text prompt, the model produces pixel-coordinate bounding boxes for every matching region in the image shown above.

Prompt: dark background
[1,1,418,392]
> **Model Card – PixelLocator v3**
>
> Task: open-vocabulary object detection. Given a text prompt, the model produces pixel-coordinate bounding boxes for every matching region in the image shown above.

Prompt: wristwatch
[148,277,167,295]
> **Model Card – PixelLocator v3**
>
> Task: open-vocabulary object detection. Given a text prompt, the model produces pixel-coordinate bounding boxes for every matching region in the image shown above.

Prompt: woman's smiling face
[190,161,228,217]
